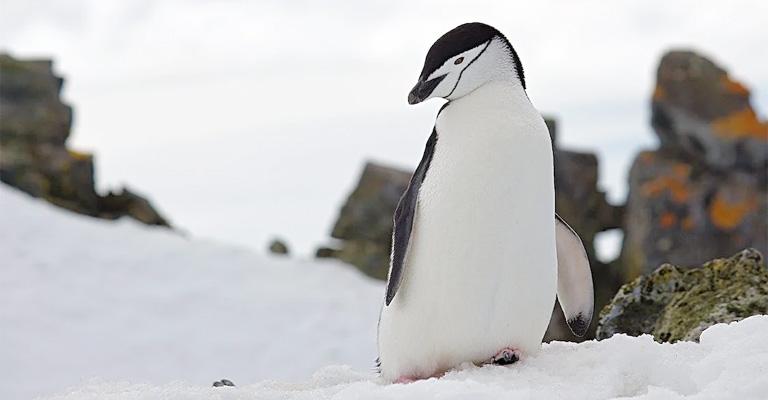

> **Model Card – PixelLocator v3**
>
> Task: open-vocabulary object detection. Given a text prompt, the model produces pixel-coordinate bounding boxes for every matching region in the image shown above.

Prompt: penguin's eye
[454,57,464,65]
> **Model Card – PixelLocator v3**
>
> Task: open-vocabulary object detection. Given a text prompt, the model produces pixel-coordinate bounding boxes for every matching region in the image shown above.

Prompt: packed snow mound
[0,184,384,400]
[41,316,768,400]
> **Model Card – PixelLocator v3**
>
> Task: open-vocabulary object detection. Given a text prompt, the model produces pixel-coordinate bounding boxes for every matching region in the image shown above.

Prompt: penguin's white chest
[378,82,557,381]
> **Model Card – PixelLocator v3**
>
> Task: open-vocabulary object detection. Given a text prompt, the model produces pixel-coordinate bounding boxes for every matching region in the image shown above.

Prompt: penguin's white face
[408,23,525,105]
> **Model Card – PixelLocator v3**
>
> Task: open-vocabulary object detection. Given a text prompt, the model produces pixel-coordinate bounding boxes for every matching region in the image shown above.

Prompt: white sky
[2,0,767,257]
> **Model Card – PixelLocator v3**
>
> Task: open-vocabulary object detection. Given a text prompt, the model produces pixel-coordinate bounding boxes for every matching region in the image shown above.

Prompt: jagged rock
[0,54,96,212]
[554,149,624,262]
[621,151,766,279]
[0,54,169,227]
[651,51,768,173]
[0,55,72,145]
[621,51,767,280]
[322,162,411,279]
[597,248,767,342]
[268,239,289,255]
[331,163,412,244]
[98,188,169,227]
[547,120,624,342]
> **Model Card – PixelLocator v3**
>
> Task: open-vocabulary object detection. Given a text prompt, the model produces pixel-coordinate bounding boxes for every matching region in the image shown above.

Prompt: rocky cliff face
[621,51,768,280]
[0,54,169,227]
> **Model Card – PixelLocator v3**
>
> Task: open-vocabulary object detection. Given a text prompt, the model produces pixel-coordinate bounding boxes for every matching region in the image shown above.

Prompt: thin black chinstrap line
[446,39,492,98]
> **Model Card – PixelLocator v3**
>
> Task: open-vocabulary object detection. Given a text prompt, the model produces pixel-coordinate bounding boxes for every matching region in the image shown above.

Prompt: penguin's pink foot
[488,348,521,365]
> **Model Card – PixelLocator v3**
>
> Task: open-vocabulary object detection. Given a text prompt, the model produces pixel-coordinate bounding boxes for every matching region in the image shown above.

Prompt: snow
[0,184,383,400]
[2,183,767,400]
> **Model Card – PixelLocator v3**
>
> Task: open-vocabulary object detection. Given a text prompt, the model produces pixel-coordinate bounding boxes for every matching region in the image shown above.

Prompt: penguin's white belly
[378,87,557,381]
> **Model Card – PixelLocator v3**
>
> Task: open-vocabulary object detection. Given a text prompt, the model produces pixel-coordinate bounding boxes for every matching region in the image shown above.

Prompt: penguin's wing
[555,214,594,336]
[385,129,437,306]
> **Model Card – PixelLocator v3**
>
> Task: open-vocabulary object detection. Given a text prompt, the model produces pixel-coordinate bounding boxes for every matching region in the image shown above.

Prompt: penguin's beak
[408,75,446,105]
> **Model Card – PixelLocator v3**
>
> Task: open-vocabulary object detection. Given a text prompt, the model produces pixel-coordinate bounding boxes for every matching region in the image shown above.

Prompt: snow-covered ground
[0,184,383,400]
[2,183,767,400]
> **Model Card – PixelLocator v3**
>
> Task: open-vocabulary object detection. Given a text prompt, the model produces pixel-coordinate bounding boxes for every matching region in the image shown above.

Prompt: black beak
[408,75,446,105]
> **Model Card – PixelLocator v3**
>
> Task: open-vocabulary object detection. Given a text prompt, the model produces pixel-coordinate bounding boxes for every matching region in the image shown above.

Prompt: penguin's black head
[408,22,526,105]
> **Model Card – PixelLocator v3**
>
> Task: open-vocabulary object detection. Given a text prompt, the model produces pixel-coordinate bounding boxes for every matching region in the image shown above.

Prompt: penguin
[377,22,594,383]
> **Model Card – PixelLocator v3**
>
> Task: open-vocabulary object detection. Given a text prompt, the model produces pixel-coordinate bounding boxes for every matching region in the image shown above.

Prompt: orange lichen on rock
[720,75,750,96]
[640,162,692,203]
[659,212,677,229]
[652,85,665,101]
[640,151,655,164]
[711,108,768,141]
[671,163,690,177]
[681,216,695,231]
[709,192,758,231]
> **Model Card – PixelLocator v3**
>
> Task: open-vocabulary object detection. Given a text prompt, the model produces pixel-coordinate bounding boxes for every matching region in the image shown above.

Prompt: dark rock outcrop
[651,51,767,173]
[324,162,411,279]
[545,121,625,342]
[0,54,169,227]
[98,189,168,226]
[597,248,767,342]
[621,51,767,280]
[554,149,624,263]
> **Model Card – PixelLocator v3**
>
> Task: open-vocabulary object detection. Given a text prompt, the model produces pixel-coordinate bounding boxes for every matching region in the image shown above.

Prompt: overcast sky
[2,0,767,258]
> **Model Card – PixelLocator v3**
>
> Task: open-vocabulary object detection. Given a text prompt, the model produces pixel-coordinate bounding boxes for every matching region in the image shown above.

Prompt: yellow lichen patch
[681,216,694,231]
[710,108,768,141]
[720,75,750,96]
[67,150,93,162]
[659,212,677,229]
[640,163,692,203]
[709,192,758,231]
[652,85,665,101]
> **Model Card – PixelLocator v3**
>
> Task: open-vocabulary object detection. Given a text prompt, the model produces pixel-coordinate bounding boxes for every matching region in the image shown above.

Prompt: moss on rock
[597,248,767,342]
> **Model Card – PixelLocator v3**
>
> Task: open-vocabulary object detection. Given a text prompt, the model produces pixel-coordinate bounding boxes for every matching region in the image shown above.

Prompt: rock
[651,51,768,173]
[546,118,625,342]
[621,51,767,280]
[331,163,411,244]
[0,54,170,227]
[554,148,624,262]
[322,162,411,279]
[621,152,766,279]
[98,188,169,227]
[268,239,289,255]
[315,247,338,259]
[330,240,393,280]
[0,54,96,213]
[597,248,767,342]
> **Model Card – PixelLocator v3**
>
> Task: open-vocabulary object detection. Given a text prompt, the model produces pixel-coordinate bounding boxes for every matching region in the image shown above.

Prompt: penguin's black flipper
[385,129,437,306]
